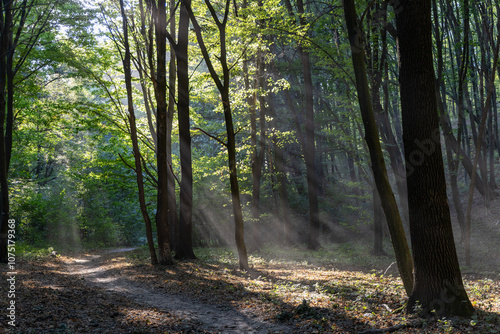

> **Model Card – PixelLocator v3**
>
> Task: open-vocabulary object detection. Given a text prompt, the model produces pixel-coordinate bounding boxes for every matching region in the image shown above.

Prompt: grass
[15,243,56,260]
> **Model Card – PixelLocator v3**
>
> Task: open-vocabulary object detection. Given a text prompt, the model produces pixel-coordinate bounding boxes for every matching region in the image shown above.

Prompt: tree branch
[193,127,227,147]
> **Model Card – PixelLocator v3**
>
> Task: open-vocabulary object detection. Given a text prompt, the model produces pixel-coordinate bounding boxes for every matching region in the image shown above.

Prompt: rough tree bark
[395,0,474,317]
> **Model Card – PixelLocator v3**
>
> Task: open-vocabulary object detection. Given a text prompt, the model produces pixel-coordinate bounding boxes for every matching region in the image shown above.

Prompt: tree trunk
[167,0,179,254]
[295,0,320,251]
[395,0,474,317]
[343,0,414,296]
[175,0,196,259]
[0,0,12,263]
[119,0,158,265]
[225,98,249,271]
[434,0,466,238]
[154,0,174,265]
[185,0,249,270]
[367,1,409,224]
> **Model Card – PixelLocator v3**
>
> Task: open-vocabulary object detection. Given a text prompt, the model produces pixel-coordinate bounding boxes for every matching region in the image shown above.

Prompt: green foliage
[12,183,80,250]
[10,0,496,264]
[16,244,57,260]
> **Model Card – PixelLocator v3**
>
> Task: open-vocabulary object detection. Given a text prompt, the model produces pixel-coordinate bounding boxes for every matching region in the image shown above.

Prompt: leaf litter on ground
[0,246,499,333]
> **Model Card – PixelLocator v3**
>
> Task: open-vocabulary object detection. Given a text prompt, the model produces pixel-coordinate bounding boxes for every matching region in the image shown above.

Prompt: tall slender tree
[153,0,174,265]
[283,0,320,250]
[184,0,249,270]
[343,0,413,296]
[174,0,196,259]
[167,0,180,253]
[118,0,158,264]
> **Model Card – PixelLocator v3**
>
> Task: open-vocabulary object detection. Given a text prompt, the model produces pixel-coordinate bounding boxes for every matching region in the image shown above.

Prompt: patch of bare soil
[62,248,293,333]
[0,248,292,333]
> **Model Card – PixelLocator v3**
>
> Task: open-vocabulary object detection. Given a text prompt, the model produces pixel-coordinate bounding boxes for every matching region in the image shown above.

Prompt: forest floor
[1,241,499,333]
[1,189,499,333]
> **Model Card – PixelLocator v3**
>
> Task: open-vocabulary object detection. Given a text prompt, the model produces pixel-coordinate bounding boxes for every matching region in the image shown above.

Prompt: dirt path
[61,248,292,334]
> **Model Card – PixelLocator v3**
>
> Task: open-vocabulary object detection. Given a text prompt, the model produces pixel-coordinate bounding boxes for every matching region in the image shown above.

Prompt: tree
[174,0,196,259]
[153,0,174,265]
[364,0,409,224]
[395,0,474,317]
[343,0,413,296]
[0,0,88,262]
[166,0,180,253]
[118,0,158,265]
[184,0,249,270]
[283,0,320,250]
[0,0,13,263]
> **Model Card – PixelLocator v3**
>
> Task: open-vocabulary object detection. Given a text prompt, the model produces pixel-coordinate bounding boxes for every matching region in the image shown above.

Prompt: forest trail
[61,248,292,334]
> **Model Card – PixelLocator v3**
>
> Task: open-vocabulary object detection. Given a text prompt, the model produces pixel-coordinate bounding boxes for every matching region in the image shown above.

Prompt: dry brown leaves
[1,248,499,333]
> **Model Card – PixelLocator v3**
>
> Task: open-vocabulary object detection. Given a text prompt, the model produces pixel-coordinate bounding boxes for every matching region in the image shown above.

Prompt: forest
[0,0,499,333]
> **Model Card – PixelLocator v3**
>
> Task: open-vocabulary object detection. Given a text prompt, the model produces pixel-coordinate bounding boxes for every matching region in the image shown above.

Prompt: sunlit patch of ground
[1,245,498,333]
[0,255,192,333]
[122,246,500,333]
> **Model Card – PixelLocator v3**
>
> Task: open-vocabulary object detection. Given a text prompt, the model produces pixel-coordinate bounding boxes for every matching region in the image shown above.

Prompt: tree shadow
[3,249,497,333]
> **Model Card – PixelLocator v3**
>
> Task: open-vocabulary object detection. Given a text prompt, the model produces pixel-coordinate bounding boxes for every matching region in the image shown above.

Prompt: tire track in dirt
[62,248,292,334]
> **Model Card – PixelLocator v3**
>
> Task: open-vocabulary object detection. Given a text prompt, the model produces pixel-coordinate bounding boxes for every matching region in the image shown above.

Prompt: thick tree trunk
[395,0,474,317]
[175,0,196,259]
